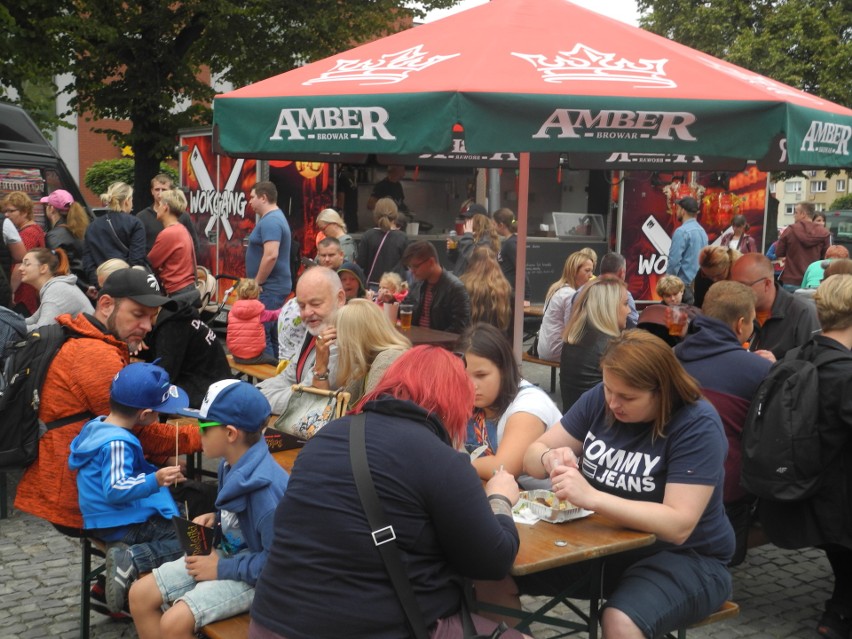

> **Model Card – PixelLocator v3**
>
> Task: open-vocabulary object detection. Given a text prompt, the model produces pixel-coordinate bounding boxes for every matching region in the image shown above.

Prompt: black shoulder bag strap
[349,412,430,639]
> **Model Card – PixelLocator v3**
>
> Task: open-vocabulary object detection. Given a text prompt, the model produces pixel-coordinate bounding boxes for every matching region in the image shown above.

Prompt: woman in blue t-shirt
[521,329,735,639]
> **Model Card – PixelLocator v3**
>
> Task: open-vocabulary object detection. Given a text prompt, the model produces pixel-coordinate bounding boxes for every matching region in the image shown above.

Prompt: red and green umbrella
[214,0,852,169]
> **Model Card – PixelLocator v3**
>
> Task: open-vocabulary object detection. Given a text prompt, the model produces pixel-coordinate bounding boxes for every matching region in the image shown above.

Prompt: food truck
[181,127,770,304]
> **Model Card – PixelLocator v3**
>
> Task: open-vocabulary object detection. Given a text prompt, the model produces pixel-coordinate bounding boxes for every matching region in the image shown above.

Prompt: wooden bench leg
[0,471,7,520]
[550,366,557,394]
[81,538,106,639]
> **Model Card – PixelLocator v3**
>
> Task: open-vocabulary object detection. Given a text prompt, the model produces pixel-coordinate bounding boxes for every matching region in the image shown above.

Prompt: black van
[0,101,89,221]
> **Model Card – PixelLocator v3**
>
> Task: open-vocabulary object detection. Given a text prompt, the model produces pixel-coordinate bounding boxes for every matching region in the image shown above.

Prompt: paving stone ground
[0,358,835,639]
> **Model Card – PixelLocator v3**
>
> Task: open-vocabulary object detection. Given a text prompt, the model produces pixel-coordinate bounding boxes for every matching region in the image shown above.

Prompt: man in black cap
[667,196,708,305]
[14,268,201,533]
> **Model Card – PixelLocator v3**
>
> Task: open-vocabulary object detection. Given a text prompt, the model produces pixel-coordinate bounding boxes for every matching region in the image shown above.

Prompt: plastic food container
[517,490,593,523]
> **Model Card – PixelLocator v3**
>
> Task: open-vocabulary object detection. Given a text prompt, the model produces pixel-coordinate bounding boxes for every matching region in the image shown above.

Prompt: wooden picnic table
[226,354,277,383]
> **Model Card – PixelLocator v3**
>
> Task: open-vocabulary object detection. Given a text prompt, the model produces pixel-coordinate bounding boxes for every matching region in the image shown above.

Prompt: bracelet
[488,494,513,508]
[312,368,329,381]
[539,447,552,468]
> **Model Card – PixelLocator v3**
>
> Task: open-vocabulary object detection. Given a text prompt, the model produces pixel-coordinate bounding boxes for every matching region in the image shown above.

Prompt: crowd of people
[1,186,850,639]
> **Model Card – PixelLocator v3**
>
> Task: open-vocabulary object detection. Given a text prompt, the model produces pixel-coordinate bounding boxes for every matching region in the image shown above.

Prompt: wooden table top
[226,354,277,381]
[272,446,655,578]
[512,514,655,576]
[524,304,545,317]
[398,325,460,348]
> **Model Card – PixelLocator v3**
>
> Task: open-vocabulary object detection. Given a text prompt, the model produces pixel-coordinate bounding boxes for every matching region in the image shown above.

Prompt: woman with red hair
[251,346,527,639]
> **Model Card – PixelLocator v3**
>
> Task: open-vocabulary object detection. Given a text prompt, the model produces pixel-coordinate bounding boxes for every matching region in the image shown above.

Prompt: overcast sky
[422,0,640,25]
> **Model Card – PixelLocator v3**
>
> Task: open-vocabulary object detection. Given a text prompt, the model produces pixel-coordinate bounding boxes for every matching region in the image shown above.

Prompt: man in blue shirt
[667,196,708,305]
[246,181,292,310]
[246,181,292,356]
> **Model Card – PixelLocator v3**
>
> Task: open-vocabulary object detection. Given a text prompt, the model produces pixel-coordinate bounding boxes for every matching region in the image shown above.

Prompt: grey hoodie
[26,274,94,328]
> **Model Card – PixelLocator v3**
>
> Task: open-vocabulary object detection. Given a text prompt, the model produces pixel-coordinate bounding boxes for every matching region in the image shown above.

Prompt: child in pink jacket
[227,279,281,365]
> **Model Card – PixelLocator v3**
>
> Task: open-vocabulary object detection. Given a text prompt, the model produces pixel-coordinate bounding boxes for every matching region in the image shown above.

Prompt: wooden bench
[201,613,250,639]
[521,351,559,393]
[226,354,278,383]
[666,601,740,638]
[200,602,740,639]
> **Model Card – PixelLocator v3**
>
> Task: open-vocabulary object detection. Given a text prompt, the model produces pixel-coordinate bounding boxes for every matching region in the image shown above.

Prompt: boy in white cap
[129,379,289,638]
[69,361,191,613]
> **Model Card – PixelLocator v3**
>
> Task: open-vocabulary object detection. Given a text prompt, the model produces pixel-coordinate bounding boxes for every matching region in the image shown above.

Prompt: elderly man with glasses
[730,253,819,360]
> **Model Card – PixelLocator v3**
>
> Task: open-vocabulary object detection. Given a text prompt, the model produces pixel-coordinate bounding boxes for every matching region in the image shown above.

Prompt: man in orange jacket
[14,268,202,533]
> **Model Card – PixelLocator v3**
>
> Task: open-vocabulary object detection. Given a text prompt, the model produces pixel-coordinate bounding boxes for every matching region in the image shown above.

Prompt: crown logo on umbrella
[513,44,674,89]
[303,46,460,86]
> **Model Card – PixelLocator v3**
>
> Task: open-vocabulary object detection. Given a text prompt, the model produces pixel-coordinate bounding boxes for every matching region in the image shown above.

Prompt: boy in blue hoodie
[69,361,191,614]
[129,379,289,638]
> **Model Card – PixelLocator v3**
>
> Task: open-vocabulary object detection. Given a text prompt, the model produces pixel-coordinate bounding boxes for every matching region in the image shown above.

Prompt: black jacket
[406,269,471,334]
[750,284,820,359]
[142,300,231,407]
[759,336,852,550]
[45,224,89,288]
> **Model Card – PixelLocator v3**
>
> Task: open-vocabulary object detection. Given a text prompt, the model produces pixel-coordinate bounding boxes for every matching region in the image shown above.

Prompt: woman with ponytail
[18,247,93,328]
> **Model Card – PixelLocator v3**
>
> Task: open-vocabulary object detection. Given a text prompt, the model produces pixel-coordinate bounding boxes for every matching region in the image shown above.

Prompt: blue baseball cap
[175,379,271,432]
[110,362,189,413]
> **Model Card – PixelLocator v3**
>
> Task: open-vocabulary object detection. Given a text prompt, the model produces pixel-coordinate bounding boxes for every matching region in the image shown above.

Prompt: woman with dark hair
[493,208,529,296]
[459,323,561,483]
[43,189,90,289]
[18,247,93,328]
[250,346,527,639]
[720,215,757,254]
[521,330,734,639]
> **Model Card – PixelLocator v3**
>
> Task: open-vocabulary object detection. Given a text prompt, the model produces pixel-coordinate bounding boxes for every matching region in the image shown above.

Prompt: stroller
[195,266,241,338]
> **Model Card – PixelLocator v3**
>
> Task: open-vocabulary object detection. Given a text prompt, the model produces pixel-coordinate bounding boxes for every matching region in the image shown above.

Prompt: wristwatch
[312,368,329,381]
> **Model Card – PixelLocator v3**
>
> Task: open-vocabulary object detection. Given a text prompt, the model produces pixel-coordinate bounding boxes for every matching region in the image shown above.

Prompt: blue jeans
[259,289,286,357]
[96,515,184,573]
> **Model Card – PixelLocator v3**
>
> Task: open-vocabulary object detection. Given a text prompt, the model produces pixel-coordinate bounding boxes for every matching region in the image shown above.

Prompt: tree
[2,0,457,210]
[830,193,852,210]
[84,159,178,199]
[636,0,852,107]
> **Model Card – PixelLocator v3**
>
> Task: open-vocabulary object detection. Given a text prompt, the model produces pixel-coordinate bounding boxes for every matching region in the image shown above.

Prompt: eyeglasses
[453,351,467,367]
[743,277,769,288]
[198,420,224,431]
[407,260,429,271]
[2,208,18,214]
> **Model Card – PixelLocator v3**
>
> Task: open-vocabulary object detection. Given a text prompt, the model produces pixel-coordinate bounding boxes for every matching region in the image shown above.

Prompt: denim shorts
[153,551,254,629]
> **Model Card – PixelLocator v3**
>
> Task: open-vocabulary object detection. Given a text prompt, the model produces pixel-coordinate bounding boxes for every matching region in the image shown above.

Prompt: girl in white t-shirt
[459,323,562,482]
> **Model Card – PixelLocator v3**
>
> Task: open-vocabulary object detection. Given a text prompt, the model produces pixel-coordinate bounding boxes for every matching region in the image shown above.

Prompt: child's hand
[155,465,184,487]
[185,552,218,581]
[193,512,216,527]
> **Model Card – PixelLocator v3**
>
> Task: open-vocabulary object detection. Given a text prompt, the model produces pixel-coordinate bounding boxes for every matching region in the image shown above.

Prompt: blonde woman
[535,248,597,361]
[316,208,356,262]
[148,189,198,304]
[460,246,512,334]
[450,212,501,277]
[559,277,629,410]
[326,298,411,402]
[356,197,408,288]
[82,182,146,285]
[694,245,742,308]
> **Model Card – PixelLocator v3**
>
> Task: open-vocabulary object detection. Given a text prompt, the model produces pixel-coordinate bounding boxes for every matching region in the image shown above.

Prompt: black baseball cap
[460,202,488,218]
[99,268,177,309]
[675,197,700,214]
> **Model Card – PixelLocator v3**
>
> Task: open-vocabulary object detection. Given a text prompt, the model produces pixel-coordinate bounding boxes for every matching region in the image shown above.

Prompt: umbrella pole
[512,152,530,361]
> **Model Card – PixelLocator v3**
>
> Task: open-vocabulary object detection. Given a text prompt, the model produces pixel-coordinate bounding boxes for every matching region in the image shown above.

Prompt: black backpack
[740,343,850,502]
[0,323,91,469]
